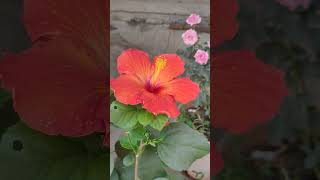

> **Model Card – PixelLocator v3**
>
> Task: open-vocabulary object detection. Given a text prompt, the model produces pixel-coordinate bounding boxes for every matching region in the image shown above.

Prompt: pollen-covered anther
[155,56,167,72]
[152,56,167,82]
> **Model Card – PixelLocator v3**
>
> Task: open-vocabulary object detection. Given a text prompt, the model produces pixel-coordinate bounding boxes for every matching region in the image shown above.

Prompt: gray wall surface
[110,0,210,76]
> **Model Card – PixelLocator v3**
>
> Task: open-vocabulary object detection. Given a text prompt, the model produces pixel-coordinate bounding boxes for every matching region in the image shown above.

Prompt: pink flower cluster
[194,49,209,65]
[276,0,311,11]
[182,13,202,46]
[186,13,202,26]
[181,13,209,65]
[182,29,198,45]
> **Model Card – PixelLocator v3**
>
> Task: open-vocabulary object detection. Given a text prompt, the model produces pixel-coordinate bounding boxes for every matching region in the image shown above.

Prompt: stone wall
[110,0,210,76]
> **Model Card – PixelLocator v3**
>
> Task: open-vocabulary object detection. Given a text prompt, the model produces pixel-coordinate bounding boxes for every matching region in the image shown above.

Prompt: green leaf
[115,141,131,159]
[119,134,138,150]
[138,111,154,126]
[138,147,167,179]
[110,101,140,130]
[110,101,168,131]
[138,110,168,131]
[157,123,210,171]
[115,161,134,180]
[129,125,146,141]
[123,153,135,167]
[153,178,169,180]
[119,126,147,150]
[0,122,107,180]
[165,168,186,180]
[149,114,168,131]
[115,147,166,179]
[267,96,309,144]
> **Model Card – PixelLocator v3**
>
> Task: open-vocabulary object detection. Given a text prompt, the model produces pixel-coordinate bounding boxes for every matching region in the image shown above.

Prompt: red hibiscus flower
[212,0,287,133]
[110,49,200,118]
[0,0,108,137]
[212,0,287,175]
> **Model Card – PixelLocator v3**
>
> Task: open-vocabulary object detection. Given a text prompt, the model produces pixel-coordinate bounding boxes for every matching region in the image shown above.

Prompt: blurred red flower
[212,0,287,174]
[111,49,200,118]
[0,0,108,137]
[212,0,287,134]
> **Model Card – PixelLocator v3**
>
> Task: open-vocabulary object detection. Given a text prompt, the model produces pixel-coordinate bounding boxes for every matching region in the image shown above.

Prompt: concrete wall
[110,0,210,76]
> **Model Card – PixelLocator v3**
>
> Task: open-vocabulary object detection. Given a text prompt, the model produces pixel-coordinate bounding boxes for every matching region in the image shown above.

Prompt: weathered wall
[110,0,210,76]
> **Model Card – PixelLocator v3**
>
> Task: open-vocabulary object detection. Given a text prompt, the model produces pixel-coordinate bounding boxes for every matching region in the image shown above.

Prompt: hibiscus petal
[24,0,108,68]
[161,78,200,104]
[213,51,287,133]
[117,49,153,81]
[212,144,224,175]
[153,54,185,83]
[140,91,179,118]
[0,38,106,136]
[213,0,239,46]
[110,75,144,105]
[24,0,107,39]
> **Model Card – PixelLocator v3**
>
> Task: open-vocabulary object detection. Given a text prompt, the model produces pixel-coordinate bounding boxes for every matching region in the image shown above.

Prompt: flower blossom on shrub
[211,0,288,174]
[0,0,108,138]
[182,29,198,45]
[186,13,202,26]
[194,49,209,65]
[276,0,311,11]
[213,0,287,138]
[111,49,200,118]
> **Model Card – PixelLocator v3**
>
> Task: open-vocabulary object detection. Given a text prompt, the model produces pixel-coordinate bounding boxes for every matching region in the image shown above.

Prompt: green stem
[134,141,145,180]
[134,154,139,180]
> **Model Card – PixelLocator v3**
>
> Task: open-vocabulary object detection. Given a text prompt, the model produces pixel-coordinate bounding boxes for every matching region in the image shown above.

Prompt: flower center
[151,56,167,83]
[154,56,167,74]
[145,81,162,94]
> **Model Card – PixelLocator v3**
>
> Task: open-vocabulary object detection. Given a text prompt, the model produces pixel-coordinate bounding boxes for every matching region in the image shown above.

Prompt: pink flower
[182,29,198,45]
[276,0,311,11]
[194,49,209,65]
[186,13,202,26]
